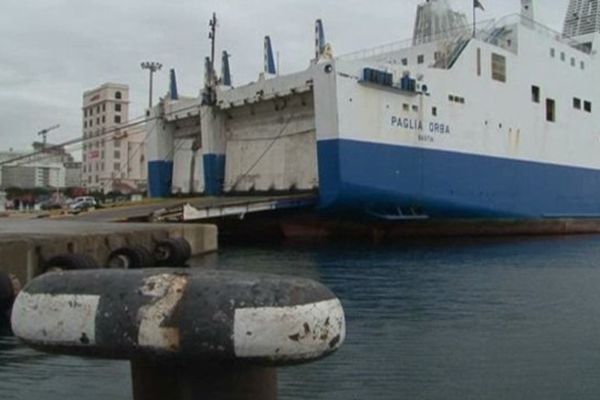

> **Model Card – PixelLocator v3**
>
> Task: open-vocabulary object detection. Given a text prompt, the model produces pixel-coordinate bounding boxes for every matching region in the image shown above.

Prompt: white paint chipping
[11,292,99,346]
[233,298,345,360]
[137,274,187,351]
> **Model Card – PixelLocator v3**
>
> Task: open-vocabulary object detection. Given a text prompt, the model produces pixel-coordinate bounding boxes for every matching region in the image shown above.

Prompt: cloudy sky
[0,0,569,152]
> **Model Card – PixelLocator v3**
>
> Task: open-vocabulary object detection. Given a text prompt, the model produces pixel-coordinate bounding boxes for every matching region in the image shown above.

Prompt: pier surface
[0,220,217,286]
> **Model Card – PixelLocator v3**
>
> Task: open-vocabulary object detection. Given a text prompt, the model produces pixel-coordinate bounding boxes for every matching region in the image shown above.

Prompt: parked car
[69,197,97,211]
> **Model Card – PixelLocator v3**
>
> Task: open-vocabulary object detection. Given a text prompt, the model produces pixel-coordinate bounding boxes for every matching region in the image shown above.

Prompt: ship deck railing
[336,14,591,66]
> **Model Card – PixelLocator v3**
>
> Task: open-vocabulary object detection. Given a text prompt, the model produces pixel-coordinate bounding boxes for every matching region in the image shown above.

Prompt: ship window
[401,58,408,66]
[560,52,565,61]
[412,105,419,112]
[403,103,409,111]
[581,61,585,70]
[574,98,581,110]
[491,53,506,82]
[546,98,556,122]
[432,107,437,116]
[449,95,455,102]
[417,54,424,64]
[531,86,540,103]
[84,121,87,128]
[571,57,576,67]
[115,91,122,100]
[584,101,592,113]
[477,48,482,76]
[550,48,555,58]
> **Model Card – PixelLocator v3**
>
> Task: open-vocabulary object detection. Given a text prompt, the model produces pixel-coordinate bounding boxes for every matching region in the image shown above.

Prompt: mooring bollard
[11,269,345,400]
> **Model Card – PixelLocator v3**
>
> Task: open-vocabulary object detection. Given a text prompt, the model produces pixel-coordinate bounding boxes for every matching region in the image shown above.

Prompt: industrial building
[0,144,81,190]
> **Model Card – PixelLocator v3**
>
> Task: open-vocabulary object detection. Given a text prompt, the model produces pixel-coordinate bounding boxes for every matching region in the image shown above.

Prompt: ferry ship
[148,0,600,231]
[314,0,600,220]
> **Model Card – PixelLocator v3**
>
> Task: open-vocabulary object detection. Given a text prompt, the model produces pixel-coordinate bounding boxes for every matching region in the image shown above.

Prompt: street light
[140,61,163,109]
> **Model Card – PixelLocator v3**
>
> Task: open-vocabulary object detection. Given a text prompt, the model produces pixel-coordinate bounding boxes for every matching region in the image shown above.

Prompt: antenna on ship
[204,12,219,103]
[222,51,232,86]
[264,36,277,75]
[315,19,325,60]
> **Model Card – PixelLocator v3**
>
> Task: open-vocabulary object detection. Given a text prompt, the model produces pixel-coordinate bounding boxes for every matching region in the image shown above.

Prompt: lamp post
[140,61,162,109]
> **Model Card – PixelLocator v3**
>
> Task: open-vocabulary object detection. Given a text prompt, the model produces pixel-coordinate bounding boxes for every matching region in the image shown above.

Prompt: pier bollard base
[131,360,277,400]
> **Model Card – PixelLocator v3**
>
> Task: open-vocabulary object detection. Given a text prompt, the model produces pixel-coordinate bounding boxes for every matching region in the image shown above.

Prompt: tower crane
[37,124,60,149]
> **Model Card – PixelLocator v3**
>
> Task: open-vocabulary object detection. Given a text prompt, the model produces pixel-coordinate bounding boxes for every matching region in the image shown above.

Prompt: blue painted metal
[169,69,179,100]
[264,36,276,74]
[148,161,174,198]
[169,68,179,100]
[203,154,226,196]
[315,19,325,59]
[317,139,600,218]
[222,51,232,86]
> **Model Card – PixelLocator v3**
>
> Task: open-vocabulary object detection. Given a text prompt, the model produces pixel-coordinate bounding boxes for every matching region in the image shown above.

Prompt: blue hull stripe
[148,161,173,198]
[317,139,600,218]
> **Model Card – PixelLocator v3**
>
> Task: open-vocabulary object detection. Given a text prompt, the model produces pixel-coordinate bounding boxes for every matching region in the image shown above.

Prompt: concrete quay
[0,220,217,286]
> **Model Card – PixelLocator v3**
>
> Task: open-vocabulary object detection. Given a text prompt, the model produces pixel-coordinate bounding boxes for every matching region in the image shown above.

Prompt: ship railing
[337,18,496,63]
[483,14,592,55]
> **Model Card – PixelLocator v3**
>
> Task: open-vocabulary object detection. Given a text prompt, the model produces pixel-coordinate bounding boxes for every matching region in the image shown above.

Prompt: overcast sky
[0,0,568,151]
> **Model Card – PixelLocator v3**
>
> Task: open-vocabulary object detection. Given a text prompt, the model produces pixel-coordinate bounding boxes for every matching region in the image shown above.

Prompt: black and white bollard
[11,269,345,400]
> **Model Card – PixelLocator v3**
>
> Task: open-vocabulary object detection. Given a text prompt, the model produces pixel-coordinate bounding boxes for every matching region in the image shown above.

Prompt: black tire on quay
[173,237,192,261]
[106,246,155,269]
[153,238,191,267]
[44,253,99,273]
[0,271,15,314]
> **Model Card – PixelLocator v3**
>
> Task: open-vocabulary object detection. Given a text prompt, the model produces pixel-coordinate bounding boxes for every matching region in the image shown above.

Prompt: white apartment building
[82,83,147,193]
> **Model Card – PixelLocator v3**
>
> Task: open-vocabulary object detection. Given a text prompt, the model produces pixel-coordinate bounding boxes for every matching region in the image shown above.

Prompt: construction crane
[37,124,60,149]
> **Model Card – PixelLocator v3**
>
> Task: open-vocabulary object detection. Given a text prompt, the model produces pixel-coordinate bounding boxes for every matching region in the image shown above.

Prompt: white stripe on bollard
[233,298,345,360]
[11,293,99,346]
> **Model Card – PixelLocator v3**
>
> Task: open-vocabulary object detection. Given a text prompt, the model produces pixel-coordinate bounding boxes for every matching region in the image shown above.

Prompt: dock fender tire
[173,237,192,261]
[153,238,190,267]
[44,254,99,273]
[107,246,155,269]
[0,271,15,314]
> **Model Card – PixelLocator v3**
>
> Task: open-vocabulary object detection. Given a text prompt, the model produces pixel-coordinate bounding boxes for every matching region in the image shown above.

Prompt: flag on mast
[474,0,485,11]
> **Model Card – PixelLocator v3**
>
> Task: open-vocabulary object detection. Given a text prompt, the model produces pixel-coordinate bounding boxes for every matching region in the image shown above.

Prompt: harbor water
[3,235,600,399]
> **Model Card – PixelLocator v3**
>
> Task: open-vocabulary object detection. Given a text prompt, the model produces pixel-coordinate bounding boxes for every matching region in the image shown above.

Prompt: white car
[69,197,97,211]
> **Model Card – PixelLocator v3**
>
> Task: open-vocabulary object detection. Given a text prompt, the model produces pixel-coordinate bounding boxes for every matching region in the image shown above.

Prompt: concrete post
[11,269,345,400]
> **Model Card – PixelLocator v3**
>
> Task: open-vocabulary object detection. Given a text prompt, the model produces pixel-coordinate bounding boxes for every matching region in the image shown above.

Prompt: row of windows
[549,47,585,70]
[84,93,123,116]
[448,95,465,104]
[573,97,592,113]
[531,85,592,121]
[83,162,122,174]
[84,103,122,118]
[84,114,122,128]
[402,103,419,112]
